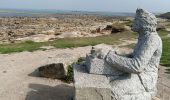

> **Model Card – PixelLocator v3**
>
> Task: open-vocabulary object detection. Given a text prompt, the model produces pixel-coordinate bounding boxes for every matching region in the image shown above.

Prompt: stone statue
[88,8,162,99]
[74,8,162,100]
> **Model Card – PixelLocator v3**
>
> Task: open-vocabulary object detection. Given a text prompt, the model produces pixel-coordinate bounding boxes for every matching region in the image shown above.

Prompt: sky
[0,0,169,13]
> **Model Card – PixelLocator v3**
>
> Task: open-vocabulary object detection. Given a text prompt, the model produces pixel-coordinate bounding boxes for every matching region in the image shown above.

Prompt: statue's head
[132,8,157,33]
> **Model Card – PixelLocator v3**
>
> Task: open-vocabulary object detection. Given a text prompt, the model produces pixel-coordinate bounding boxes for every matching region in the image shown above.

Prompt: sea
[0,8,135,17]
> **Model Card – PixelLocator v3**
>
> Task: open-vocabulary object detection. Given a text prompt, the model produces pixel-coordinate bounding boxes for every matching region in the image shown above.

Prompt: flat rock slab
[74,64,112,100]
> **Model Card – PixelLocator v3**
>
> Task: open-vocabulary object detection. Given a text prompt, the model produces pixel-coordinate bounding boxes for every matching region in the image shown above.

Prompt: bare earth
[0,44,169,100]
[157,66,170,100]
[0,46,92,100]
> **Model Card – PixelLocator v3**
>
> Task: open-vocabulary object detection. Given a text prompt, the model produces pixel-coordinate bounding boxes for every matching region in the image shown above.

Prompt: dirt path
[0,46,92,100]
[157,66,170,100]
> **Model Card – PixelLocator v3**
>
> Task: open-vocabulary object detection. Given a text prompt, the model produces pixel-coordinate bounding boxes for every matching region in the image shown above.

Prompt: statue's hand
[91,46,115,59]
[90,47,103,58]
[97,49,108,59]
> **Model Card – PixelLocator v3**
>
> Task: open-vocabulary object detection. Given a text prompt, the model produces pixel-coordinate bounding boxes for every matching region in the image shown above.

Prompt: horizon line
[0,7,165,14]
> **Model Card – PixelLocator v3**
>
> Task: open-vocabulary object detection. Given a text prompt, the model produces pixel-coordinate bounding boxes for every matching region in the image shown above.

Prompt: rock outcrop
[0,15,131,43]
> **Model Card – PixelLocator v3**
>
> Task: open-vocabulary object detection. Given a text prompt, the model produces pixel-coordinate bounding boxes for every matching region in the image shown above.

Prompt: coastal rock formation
[74,8,162,100]
[0,15,131,43]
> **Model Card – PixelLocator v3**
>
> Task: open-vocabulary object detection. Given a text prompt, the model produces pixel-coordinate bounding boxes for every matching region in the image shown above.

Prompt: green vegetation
[158,30,170,70]
[124,20,133,27]
[112,22,126,28]
[0,32,136,54]
[161,37,170,66]
[161,37,170,73]
[0,40,44,54]
[65,64,74,83]
[64,57,85,83]
[158,30,169,37]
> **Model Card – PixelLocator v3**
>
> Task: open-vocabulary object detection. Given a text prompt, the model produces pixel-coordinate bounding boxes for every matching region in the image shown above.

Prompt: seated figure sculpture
[86,8,162,100]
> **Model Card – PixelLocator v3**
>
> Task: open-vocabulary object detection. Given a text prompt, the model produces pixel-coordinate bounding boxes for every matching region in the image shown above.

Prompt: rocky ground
[0,15,132,43]
[0,15,169,44]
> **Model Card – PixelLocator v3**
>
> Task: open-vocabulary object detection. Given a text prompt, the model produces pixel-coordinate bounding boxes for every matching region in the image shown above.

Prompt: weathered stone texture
[105,9,162,99]
[86,54,123,76]
[74,64,112,100]
[85,44,124,76]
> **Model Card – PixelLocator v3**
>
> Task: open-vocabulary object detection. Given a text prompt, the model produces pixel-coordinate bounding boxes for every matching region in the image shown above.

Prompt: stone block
[73,64,112,100]
[86,54,123,76]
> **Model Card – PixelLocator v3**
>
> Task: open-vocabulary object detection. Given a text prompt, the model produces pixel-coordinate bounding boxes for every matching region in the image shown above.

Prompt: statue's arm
[105,37,158,73]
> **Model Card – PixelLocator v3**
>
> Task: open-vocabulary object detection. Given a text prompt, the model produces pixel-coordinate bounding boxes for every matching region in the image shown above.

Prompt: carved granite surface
[105,8,162,99]
[74,8,162,100]
[86,44,124,76]
[74,64,112,100]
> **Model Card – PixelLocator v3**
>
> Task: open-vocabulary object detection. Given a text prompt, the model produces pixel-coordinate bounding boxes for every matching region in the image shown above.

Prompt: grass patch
[0,32,136,54]
[64,57,86,83]
[0,40,44,54]
[64,64,74,83]
[165,68,170,74]
[124,20,133,27]
[160,37,170,69]
[158,30,169,37]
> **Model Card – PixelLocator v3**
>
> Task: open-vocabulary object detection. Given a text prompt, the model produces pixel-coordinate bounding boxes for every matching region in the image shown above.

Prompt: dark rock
[156,25,166,31]
[111,27,126,33]
[104,24,127,33]
[96,27,101,33]
[104,25,113,30]
[38,63,66,79]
